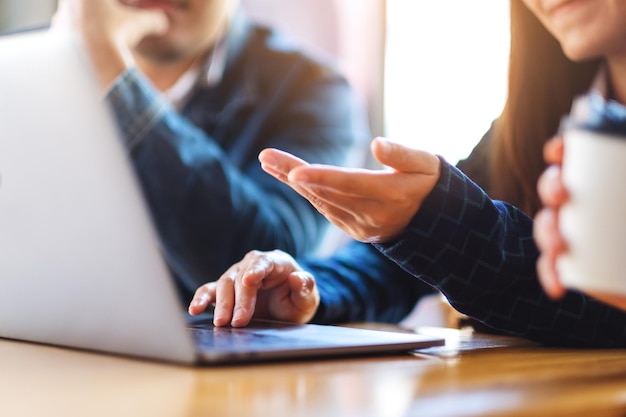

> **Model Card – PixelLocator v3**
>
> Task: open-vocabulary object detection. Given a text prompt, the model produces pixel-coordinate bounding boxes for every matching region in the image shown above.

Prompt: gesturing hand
[259,137,441,243]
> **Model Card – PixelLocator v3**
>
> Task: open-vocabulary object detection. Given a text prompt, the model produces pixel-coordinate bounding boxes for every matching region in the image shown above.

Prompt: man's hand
[188,250,319,327]
[52,0,169,88]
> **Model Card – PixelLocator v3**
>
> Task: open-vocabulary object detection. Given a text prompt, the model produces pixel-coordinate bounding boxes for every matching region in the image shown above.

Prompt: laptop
[0,30,444,365]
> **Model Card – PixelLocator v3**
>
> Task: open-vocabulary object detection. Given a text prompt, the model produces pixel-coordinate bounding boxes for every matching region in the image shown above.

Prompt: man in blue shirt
[52,0,368,300]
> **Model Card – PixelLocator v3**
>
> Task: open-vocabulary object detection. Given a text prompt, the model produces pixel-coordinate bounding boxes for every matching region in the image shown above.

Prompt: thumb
[371,137,439,174]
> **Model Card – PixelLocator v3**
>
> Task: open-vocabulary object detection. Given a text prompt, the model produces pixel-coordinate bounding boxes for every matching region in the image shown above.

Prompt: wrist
[82,34,133,90]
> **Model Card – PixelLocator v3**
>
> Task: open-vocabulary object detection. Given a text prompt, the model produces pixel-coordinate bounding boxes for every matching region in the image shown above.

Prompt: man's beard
[134,37,188,63]
[118,0,191,9]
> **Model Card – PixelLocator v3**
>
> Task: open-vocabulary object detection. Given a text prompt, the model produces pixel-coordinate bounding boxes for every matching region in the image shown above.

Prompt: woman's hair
[489,0,601,216]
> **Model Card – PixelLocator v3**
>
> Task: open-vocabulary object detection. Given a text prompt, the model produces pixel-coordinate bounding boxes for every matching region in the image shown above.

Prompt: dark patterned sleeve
[304,240,437,324]
[375,159,626,347]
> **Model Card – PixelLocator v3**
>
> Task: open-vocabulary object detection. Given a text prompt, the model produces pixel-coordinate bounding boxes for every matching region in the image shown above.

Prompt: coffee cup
[557,94,626,294]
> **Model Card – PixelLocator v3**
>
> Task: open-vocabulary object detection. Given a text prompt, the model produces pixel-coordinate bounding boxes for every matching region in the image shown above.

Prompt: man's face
[121,0,235,62]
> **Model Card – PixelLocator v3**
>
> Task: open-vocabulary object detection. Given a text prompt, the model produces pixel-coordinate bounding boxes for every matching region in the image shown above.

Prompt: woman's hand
[188,250,319,327]
[535,136,626,311]
[534,136,569,299]
[259,137,441,243]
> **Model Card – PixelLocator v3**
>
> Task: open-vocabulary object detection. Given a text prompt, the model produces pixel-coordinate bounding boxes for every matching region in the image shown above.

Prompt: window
[0,0,56,33]
[384,1,510,164]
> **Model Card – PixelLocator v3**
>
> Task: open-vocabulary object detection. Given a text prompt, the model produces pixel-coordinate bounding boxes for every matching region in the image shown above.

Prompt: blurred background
[0,0,56,33]
[0,0,509,165]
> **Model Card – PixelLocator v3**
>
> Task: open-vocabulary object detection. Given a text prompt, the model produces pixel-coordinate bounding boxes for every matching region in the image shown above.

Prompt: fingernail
[260,153,277,168]
[376,137,392,150]
[192,293,209,307]
[300,281,312,296]
[377,137,390,146]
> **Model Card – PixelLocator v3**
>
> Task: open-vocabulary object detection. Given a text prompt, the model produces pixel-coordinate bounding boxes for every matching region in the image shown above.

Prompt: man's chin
[118,0,188,11]
[135,39,183,63]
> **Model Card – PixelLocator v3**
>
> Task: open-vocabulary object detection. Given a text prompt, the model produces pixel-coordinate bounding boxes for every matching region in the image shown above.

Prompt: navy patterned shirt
[307,160,626,347]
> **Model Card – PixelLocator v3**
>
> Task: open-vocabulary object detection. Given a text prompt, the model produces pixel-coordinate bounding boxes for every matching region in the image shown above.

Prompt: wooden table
[2,326,626,417]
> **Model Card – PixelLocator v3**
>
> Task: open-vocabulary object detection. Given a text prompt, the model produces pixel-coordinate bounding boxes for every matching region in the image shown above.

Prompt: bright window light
[384,1,510,165]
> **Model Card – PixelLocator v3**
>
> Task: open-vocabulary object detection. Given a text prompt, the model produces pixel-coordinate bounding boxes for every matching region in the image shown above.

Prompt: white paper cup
[558,128,626,294]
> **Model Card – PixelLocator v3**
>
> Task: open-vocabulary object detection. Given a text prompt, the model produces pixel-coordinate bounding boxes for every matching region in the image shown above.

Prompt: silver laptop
[0,30,444,365]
